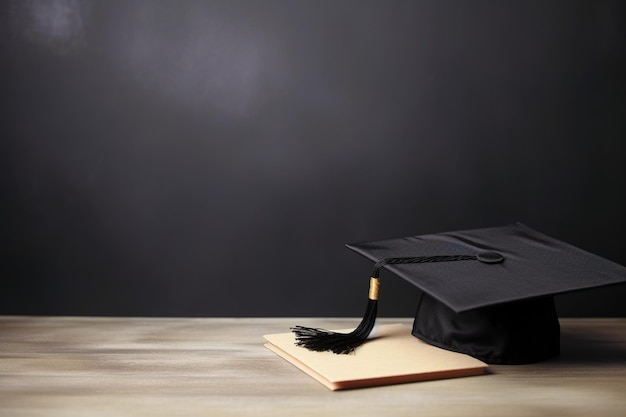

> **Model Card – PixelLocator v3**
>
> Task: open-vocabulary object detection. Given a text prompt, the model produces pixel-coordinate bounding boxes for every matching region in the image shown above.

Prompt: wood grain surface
[1,317,625,416]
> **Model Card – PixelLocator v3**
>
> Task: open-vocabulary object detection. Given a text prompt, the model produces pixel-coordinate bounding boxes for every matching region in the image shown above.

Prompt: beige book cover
[264,323,488,390]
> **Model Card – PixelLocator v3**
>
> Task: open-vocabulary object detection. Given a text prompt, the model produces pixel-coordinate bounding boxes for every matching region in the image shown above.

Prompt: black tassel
[292,255,483,354]
[292,276,380,354]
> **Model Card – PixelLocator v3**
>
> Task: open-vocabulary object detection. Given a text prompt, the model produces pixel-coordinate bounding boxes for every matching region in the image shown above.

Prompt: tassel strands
[292,254,489,354]
[291,278,379,354]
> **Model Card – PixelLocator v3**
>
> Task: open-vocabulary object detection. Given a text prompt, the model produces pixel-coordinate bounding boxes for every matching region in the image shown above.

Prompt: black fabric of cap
[346,223,626,313]
[344,223,626,364]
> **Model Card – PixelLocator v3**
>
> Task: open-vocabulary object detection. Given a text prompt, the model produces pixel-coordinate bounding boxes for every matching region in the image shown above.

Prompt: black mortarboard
[292,223,626,364]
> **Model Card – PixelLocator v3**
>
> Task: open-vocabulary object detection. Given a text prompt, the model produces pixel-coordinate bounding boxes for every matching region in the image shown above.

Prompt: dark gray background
[2,0,625,318]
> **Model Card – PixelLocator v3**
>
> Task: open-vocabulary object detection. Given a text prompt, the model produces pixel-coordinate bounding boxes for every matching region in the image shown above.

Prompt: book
[264,323,488,390]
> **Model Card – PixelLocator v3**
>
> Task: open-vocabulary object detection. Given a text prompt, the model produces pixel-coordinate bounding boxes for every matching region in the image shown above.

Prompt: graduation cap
[292,223,626,364]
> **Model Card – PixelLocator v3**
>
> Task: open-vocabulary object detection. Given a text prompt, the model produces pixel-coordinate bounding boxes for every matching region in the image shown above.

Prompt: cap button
[477,252,504,264]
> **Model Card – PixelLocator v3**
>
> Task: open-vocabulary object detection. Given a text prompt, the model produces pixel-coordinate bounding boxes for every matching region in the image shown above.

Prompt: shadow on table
[555,325,626,365]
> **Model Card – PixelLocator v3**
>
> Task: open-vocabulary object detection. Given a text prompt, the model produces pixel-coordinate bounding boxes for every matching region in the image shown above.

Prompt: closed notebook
[264,323,487,390]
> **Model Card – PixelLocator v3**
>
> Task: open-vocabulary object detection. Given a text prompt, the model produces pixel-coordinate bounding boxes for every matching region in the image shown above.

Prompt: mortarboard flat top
[346,223,626,313]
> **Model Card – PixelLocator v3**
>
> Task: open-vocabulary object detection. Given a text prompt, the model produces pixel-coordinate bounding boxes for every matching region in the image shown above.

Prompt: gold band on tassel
[368,277,380,300]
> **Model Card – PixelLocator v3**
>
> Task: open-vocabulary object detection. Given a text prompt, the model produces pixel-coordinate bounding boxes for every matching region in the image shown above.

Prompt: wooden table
[1,317,625,417]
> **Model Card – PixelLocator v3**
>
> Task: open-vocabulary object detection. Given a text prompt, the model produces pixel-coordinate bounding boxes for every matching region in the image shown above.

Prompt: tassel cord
[292,254,479,354]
